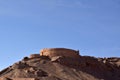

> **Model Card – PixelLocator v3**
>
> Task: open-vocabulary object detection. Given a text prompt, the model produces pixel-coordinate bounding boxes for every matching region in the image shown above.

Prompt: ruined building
[40,48,80,58]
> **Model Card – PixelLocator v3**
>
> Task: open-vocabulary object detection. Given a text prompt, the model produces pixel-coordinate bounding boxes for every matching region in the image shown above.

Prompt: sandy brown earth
[0,55,120,80]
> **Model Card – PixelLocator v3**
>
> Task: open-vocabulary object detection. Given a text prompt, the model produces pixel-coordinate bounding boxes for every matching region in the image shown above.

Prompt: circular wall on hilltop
[40,48,80,59]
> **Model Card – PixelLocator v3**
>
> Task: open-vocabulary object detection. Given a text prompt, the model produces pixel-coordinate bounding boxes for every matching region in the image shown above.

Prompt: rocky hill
[0,48,120,80]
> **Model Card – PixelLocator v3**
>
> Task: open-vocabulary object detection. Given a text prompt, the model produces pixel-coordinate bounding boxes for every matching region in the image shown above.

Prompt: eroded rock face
[34,69,48,77]
[12,61,29,69]
[40,48,80,59]
[0,77,12,80]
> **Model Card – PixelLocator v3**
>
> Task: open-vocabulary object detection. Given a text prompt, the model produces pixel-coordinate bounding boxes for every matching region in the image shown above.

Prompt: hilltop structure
[29,48,80,59]
[40,48,80,58]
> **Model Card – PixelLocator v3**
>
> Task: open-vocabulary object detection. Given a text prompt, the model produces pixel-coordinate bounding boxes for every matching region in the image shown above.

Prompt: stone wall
[40,48,80,59]
[29,54,40,58]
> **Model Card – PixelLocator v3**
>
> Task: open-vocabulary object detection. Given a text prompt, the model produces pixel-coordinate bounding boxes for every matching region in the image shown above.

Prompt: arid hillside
[0,48,120,80]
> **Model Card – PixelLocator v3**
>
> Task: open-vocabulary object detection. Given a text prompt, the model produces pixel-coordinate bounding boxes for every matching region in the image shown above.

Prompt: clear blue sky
[0,0,120,70]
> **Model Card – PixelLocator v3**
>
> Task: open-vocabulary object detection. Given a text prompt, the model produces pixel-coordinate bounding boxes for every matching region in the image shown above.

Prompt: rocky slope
[0,49,120,80]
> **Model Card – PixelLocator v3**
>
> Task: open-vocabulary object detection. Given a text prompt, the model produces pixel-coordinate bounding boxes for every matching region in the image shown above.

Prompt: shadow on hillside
[57,56,120,80]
